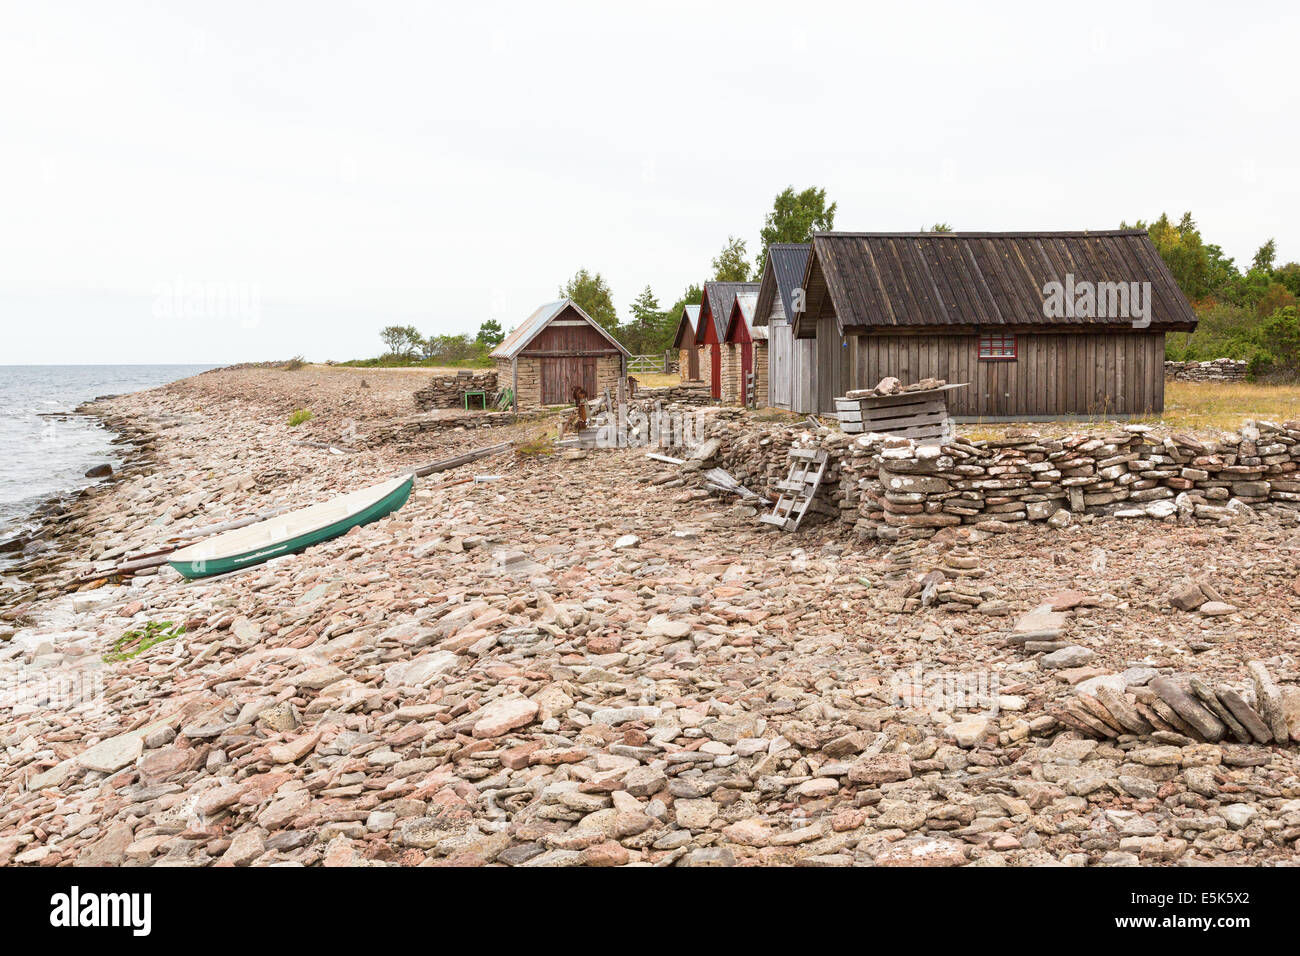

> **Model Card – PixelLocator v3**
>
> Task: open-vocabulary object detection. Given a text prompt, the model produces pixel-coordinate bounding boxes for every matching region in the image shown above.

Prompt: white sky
[2,1,1298,364]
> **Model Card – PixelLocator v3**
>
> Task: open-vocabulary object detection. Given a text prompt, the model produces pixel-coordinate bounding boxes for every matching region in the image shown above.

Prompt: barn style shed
[753,243,820,414]
[792,231,1197,420]
[723,292,767,406]
[492,298,629,410]
[696,281,759,400]
[672,304,702,382]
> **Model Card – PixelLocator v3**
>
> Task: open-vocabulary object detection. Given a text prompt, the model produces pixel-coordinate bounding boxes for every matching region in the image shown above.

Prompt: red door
[741,342,753,405]
[710,345,721,399]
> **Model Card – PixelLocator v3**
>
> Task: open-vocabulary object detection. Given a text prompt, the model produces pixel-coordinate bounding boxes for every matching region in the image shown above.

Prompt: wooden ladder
[759,448,829,531]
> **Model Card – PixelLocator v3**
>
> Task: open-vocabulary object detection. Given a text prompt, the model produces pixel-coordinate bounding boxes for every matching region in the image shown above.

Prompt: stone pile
[413,371,498,410]
[1165,359,1248,383]
[1049,662,1298,746]
[845,376,946,398]
[632,381,713,404]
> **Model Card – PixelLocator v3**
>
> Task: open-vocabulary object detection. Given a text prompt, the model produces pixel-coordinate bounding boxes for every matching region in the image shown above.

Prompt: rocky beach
[2,365,1300,868]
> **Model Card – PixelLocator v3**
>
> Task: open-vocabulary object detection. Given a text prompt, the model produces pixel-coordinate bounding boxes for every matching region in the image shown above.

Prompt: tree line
[1126,213,1300,375]
[368,193,1298,376]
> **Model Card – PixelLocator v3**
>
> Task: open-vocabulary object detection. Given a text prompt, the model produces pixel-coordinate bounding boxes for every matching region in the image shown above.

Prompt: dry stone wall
[1165,359,1248,382]
[413,371,498,410]
[692,416,1300,540]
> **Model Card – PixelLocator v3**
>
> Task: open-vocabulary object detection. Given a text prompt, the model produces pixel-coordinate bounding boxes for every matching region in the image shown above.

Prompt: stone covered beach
[2,365,1300,867]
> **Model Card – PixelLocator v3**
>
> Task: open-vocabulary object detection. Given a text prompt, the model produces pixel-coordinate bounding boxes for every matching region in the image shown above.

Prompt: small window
[979,333,1016,361]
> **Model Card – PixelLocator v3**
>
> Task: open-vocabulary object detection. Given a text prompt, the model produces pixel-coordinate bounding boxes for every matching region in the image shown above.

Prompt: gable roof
[793,231,1198,338]
[698,281,760,342]
[753,244,809,326]
[726,293,765,342]
[491,298,631,359]
[671,304,701,348]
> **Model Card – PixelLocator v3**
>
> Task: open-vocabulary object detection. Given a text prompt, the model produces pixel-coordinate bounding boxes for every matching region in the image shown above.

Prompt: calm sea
[0,365,215,559]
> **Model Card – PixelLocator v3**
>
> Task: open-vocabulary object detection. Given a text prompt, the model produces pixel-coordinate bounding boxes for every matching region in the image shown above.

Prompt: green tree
[560,268,618,333]
[924,223,953,232]
[1260,306,1300,374]
[1123,213,1211,302]
[623,285,665,354]
[756,186,837,273]
[380,324,422,358]
[476,319,504,347]
[712,236,751,281]
[1253,238,1278,275]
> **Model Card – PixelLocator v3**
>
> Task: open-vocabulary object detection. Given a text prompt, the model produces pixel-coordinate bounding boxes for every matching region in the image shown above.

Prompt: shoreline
[2,365,1300,868]
[0,401,161,596]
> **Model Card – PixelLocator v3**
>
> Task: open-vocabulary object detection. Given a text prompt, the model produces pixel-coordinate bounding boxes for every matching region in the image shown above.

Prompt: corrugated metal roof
[735,293,766,340]
[491,298,631,359]
[699,281,760,341]
[671,304,701,348]
[797,231,1198,336]
[753,244,809,326]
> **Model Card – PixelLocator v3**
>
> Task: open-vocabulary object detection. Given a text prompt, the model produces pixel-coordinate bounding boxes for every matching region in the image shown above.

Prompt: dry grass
[631,371,679,388]
[1160,381,1300,431]
[959,381,1300,440]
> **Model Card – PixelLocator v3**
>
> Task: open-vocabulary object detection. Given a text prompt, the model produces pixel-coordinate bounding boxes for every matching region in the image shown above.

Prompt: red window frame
[978,333,1017,361]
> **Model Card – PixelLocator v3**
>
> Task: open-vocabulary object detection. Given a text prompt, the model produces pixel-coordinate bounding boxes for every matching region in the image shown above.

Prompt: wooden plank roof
[491,298,630,359]
[792,231,1199,338]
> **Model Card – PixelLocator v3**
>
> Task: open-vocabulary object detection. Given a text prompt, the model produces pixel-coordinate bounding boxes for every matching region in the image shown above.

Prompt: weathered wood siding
[815,316,851,415]
[765,300,818,414]
[848,331,1166,419]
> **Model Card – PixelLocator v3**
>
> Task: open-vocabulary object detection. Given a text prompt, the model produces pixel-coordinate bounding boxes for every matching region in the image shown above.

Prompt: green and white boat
[168,474,414,580]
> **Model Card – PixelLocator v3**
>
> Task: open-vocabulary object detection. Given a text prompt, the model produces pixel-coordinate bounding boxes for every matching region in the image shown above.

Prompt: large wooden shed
[492,298,629,410]
[671,304,702,382]
[696,281,759,400]
[792,231,1197,420]
[753,243,820,414]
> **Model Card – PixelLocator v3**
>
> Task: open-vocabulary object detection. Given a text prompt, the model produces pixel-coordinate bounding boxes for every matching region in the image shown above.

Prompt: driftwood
[646,453,686,466]
[408,442,512,478]
[702,468,772,505]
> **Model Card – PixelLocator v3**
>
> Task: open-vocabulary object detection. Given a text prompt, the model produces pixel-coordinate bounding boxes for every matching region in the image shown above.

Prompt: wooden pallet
[760,448,828,532]
[835,384,966,440]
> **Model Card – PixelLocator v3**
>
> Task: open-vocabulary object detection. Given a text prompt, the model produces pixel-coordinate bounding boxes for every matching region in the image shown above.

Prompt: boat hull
[168,476,413,580]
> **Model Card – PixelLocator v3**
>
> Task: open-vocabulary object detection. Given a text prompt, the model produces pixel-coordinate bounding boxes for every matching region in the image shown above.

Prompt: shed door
[689,346,699,379]
[710,345,721,399]
[741,341,753,405]
[542,356,598,405]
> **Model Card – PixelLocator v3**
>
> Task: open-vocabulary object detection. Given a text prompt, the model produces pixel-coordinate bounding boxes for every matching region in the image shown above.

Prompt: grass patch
[632,372,679,388]
[515,428,557,456]
[103,621,185,662]
[1161,381,1300,431]
[958,381,1300,440]
[280,355,306,371]
[288,408,313,427]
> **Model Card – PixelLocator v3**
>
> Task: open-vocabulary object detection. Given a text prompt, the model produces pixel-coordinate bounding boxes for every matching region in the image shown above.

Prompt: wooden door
[541,357,598,405]
[710,345,720,399]
[741,341,753,405]
[689,346,699,380]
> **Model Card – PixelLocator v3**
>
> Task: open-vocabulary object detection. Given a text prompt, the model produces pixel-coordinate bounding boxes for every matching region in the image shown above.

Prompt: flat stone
[1149,677,1225,742]
[472,698,539,738]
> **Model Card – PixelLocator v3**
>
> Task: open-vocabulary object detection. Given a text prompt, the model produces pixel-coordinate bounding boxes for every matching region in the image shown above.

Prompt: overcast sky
[3,1,1298,364]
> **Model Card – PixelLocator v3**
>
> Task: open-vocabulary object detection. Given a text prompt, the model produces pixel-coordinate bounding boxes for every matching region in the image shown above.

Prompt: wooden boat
[168,475,413,579]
